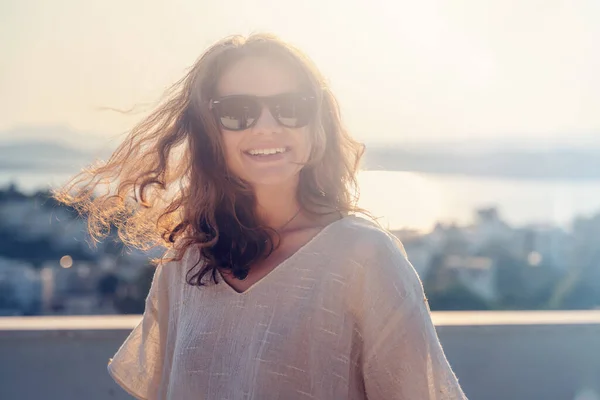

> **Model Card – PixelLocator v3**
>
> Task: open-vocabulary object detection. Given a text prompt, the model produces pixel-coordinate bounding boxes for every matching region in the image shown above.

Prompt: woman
[56,34,467,399]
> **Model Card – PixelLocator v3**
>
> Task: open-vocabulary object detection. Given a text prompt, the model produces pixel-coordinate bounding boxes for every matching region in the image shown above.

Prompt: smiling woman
[53,33,467,400]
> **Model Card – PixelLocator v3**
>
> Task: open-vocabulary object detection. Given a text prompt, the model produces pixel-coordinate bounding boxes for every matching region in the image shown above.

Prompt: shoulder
[154,243,201,286]
[338,217,426,321]
[329,215,408,262]
[335,216,421,295]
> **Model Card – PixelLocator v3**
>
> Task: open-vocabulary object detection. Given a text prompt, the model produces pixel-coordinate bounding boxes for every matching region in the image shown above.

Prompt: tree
[113,264,155,314]
[0,281,18,310]
[97,273,120,296]
[427,283,492,311]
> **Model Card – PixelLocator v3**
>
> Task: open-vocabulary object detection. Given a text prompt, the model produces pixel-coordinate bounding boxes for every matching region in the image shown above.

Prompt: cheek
[221,132,243,167]
[294,128,312,161]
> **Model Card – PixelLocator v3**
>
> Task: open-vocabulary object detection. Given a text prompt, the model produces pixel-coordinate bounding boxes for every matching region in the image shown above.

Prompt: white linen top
[108,215,467,399]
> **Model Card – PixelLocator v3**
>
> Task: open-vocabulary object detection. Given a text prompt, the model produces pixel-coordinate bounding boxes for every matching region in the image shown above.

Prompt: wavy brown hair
[53,33,367,286]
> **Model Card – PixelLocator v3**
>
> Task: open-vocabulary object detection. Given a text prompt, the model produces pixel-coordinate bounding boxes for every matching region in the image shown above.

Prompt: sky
[1,0,599,146]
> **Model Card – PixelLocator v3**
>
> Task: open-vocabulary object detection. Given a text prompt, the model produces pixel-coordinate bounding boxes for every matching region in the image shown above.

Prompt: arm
[355,231,467,399]
[108,261,169,400]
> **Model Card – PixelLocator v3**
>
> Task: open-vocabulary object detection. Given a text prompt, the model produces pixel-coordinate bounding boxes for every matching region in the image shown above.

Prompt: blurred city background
[1,1,599,399]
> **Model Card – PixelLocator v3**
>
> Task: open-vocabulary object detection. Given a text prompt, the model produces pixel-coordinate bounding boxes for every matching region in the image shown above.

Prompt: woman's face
[215,56,312,188]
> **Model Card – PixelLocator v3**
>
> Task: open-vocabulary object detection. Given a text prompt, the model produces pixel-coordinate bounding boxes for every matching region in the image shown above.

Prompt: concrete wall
[1,312,600,400]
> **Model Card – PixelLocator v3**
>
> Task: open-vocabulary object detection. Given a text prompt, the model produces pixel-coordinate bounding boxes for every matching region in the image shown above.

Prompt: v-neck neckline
[216,216,349,296]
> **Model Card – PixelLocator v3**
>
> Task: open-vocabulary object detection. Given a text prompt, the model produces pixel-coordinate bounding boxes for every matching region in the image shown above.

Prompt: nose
[252,105,282,134]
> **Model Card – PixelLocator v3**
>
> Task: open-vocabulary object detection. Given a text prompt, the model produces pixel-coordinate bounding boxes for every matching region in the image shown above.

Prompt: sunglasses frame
[209,92,317,131]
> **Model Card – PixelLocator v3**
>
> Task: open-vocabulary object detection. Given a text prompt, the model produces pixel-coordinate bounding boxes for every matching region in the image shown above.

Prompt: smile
[245,147,289,156]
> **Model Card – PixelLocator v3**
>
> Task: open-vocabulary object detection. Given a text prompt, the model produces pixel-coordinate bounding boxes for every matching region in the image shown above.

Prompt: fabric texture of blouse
[108,215,468,400]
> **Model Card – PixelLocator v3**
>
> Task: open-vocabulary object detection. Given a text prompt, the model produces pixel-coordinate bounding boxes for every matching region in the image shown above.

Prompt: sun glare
[357,170,443,232]
[60,255,73,269]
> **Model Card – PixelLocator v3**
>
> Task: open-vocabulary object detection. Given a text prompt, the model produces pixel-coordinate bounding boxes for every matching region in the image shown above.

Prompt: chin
[242,169,301,188]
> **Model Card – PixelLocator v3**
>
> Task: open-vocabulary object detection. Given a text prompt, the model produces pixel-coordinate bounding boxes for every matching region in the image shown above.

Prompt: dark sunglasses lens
[272,94,314,128]
[216,97,260,130]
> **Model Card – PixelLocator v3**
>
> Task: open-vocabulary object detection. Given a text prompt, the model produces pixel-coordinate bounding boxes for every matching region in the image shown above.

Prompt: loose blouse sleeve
[353,230,468,400]
[108,261,168,400]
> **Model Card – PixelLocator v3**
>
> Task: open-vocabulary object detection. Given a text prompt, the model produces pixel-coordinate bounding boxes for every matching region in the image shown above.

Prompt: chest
[220,228,323,294]
[175,257,355,347]
[170,272,358,388]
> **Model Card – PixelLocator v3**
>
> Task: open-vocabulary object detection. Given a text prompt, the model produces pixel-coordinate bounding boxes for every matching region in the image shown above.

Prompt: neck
[253,177,301,230]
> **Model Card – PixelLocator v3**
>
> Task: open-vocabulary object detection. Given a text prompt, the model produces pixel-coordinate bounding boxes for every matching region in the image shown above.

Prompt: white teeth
[247,147,287,156]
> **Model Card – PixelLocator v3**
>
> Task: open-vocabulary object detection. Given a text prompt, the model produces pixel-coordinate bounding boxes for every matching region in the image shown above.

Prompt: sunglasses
[209,92,316,131]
